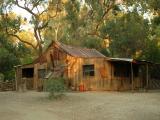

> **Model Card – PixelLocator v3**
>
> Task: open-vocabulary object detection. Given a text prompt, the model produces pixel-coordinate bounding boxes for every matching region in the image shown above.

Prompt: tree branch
[39,9,48,16]
[38,21,48,30]
[32,0,41,9]
[2,8,37,51]
[8,33,37,50]
[15,0,37,17]
[95,1,115,31]
[34,27,43,55]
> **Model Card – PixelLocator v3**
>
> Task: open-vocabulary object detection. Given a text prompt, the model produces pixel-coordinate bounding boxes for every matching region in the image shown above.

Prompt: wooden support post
[131,63,134,92]
[14,67,17,91]
[146,64,149,91]
[111,63,112,87]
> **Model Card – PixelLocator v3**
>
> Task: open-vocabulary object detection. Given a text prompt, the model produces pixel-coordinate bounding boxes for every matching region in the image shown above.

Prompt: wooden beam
[131,63,134,92]
[146,64,149,91]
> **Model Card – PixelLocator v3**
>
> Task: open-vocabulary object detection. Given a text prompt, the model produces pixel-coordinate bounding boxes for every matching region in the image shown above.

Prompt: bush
[4,70,15,80]
[0,73,4,81]
[45,77,67,99]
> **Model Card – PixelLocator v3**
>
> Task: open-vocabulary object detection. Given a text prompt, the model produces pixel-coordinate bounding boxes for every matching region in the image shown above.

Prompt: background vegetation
[0,0,160,80]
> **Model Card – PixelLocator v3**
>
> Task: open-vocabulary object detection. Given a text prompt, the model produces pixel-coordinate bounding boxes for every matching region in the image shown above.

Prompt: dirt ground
[0,91,160,120]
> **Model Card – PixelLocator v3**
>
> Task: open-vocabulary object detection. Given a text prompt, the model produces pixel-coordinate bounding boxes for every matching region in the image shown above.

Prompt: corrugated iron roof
[108,58,133,62]
[56,42,106,58]
[107,57,153,64]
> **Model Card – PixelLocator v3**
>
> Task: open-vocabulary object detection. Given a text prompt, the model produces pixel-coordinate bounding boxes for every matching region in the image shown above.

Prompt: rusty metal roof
[56,42,106,58]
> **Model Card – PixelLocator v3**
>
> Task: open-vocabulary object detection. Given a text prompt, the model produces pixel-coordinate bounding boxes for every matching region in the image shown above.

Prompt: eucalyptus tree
[101,11,150,58]
[1,0,64,56]
[60,0,121,52]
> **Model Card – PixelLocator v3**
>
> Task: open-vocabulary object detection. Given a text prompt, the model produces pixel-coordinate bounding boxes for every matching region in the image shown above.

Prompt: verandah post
[131,62,134,92]
[146,63,149,91]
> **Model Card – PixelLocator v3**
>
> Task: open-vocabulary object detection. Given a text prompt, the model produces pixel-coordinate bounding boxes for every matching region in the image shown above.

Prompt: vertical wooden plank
[110,63,112,89]
[78,59,81,88]
[15,66,21,91]
[14,67,17,91]
[79,58,82,84]
[34,64,38,90]
[19,67,22,91]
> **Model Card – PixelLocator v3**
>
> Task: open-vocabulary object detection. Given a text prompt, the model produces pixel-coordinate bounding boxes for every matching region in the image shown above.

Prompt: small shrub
[45,77,67,99]
[0,73,4,81]
[4,70,15,80]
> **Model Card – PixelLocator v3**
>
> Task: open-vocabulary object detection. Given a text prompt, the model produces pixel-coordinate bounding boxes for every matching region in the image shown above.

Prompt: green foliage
[143,41,160,63]
[17,43,34,64]
[0,31,31,80]
[141,26,160,63]
[85,0,104,21]
[152,16,160,27]
[0,47,19,80]
[148,0,160,11]
[101,11,149,58]
[0,47,18,71]
[64,0,81,41]
[21,55,33,64]
[1,0,52,55]
[45,77,67,99]
[4,70,15,81]
[82,36,101,49]
[0,73,4,81]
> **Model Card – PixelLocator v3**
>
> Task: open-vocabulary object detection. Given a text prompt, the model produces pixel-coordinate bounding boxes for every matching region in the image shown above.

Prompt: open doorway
[22,68,34,90]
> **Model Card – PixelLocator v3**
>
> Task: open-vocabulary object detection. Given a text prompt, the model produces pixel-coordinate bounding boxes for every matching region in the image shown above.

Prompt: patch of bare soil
[0,91,160,120]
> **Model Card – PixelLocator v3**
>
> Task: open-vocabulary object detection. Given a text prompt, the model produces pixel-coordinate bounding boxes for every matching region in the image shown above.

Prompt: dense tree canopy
[0,0,160,80]
[102,11,150,58]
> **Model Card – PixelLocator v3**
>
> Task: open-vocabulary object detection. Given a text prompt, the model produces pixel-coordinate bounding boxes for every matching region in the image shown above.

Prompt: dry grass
[0,91,160,120]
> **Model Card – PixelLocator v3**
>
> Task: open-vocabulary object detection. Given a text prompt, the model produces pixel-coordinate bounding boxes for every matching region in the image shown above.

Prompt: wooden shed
[15,41,107,91]
[15,41,150,91]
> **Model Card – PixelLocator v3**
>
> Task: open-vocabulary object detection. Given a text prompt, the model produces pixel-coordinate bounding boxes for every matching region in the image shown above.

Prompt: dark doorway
[22,68,34,90]
[22,68,34,78]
